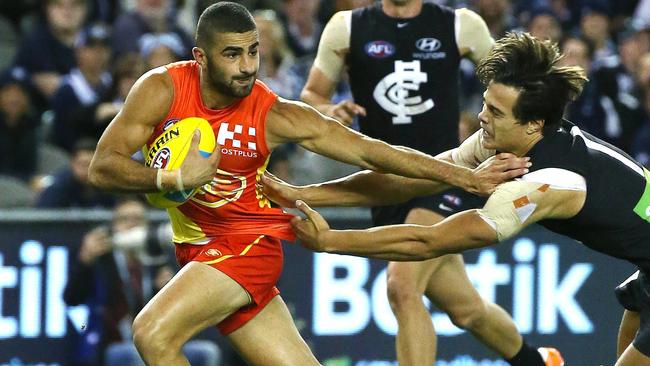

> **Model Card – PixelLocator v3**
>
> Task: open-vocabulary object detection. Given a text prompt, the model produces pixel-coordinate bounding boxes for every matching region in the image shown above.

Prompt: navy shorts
[371,188,486,226]
[616,270,650,356]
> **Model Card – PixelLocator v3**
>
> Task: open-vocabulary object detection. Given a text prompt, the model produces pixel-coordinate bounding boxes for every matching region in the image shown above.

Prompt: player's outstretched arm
[291,182,584,260]
[89,69,220,192]
[265,98,529,196]
[261,170,447,208]
[291,200,498,261]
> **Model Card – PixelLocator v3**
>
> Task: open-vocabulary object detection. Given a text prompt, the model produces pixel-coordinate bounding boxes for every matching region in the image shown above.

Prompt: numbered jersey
[348,2,460,155]
[148,61,294,244]
[529,120,650,271]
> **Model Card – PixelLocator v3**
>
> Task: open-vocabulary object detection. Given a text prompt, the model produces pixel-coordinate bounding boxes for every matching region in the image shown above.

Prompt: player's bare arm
[261,130,530,207]
[261,151,530,207]
[300,11,365,125]
[89,69,221,193]
[291,181,585,261]
[455,8,494,63]
[265,98,529,194]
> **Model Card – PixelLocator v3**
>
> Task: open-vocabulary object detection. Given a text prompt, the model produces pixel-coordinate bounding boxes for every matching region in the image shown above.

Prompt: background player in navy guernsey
[300,1,556,365]
[273,32,650,365]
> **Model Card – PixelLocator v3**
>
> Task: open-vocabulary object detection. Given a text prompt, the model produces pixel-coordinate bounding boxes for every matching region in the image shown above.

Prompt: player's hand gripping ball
[143,117,216,208]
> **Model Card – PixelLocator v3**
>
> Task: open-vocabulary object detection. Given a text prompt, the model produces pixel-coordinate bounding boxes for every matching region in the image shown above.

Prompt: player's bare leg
[228,295,321,366]
[386,208,449,366]
[616,344,650,366]
[132,261,251,365]
[388,208,524,365]
[618,310,640,357]
[425,254,522,358]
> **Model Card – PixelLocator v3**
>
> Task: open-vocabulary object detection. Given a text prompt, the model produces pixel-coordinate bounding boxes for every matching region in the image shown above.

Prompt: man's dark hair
[195,2,256,49]
[477,32,588,135]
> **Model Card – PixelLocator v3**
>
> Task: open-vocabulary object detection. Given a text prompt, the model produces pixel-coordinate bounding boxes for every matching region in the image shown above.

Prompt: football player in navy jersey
[275,32,650,366]
[300,1,559,365]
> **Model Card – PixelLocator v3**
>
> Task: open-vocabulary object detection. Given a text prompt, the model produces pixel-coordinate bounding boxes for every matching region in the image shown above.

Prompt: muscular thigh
[227,296,319,366]
[136,261,250,342]
[425,253,484,314]
[388,208,450,292]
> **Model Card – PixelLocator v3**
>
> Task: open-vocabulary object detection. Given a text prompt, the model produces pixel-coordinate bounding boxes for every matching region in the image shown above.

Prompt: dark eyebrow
[222,47,243,54]
[222,42,260,53]
[483,96,505,117]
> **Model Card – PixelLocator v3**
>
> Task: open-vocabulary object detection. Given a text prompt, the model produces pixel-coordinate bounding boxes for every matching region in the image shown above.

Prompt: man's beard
[206,58,256,98]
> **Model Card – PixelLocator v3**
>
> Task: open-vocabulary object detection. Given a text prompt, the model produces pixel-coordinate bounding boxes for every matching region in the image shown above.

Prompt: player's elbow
[88,157,110,189]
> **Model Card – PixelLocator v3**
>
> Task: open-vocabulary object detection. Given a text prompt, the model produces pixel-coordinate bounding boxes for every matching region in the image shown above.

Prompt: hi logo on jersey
[414,38,446,60]
[216,122,259,158]
[373,60,434,124]
[416,38,441,52]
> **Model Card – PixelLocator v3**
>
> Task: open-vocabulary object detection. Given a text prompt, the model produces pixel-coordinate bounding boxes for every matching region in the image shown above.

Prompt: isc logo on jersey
[365,41,395,58]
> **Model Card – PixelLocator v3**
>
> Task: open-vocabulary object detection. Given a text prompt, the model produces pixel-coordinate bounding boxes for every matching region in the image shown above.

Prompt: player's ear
[193,47,207,66]
[527,119,544,135]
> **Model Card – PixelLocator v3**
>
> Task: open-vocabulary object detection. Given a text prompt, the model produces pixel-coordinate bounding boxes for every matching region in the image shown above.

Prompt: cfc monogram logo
[373,60,434,124]
[217,122,257,150]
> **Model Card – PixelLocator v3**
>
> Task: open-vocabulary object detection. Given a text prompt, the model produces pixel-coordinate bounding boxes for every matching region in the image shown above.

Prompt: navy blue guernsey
[348,1,460,155]
[527,120,650,271]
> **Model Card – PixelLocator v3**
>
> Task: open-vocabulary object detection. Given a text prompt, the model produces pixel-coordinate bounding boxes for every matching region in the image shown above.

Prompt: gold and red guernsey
[147,61,294,244]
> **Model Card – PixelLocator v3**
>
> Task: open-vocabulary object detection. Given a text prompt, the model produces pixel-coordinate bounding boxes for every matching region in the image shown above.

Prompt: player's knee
[386,274,420,311]
[447,301,488,330]
[132,310,179,356]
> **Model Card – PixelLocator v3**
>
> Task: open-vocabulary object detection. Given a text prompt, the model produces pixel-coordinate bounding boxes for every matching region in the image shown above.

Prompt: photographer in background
[63,198,220,366]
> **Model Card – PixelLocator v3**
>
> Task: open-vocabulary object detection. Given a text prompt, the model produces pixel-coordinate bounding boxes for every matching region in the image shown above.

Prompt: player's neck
[512,134,543,157]
[381,0,422,19]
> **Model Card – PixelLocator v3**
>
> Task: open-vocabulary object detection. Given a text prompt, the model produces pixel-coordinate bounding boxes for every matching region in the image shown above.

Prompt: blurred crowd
[0,0,650,209]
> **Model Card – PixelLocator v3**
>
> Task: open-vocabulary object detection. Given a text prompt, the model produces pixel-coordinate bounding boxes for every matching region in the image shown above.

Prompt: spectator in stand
[83,53,146,138]
[36,138,116,208]
[111,0,191,57]
[51,23,112,152]
[559,34,610,144]
[526,6,562,43]
[254,9,300,99]
[13,0,88,104]
[579,1,616,63]
[280,0,323,57]
[0,66,40,181]
[138,32,185,69]
[64,198,220,366]
[592,23,649,152]
[476,0,516,39]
